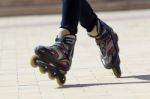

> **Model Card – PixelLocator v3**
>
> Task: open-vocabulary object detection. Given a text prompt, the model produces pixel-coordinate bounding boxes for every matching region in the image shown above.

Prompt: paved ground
[0,9,150,99]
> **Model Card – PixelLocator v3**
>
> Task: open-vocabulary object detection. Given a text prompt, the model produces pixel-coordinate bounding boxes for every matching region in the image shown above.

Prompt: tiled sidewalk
[0,9,150,99]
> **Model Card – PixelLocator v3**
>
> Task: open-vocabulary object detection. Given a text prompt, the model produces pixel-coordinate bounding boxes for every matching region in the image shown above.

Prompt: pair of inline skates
[30,19,121,86]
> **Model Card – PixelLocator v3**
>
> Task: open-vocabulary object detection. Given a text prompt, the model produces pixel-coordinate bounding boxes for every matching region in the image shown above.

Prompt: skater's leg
[79,0,115,37]
[79,0,98,32]
[60,0,81,35]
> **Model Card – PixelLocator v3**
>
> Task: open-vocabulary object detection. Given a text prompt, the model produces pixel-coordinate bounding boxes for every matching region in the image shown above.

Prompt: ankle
[87,19,101,37]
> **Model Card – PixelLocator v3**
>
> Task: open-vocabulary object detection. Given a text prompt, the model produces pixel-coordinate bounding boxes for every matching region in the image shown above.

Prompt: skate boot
[88,19,121,78]
[31,29,76,86]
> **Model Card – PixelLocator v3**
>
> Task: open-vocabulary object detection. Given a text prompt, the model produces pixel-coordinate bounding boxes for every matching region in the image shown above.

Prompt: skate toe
[35,46,49,55]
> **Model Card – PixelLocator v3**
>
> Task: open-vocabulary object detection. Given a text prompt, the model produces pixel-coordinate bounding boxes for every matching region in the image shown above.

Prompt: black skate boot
[31,29,76,86]
[88,19,121,78]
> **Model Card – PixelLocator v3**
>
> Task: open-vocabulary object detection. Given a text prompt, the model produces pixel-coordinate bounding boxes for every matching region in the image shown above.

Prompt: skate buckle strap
[64,35,76,44]
[56,35,76,44]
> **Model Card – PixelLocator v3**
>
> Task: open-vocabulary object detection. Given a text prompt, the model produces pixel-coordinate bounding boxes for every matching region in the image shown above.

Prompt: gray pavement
[0,9,150,99]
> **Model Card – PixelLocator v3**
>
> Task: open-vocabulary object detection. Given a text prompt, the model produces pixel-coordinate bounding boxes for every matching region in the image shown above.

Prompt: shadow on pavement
[121,74,150,81]
[59,74,150,89]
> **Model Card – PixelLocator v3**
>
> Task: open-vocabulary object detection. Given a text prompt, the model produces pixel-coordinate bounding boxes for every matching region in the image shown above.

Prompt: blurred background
[0,0,150,16]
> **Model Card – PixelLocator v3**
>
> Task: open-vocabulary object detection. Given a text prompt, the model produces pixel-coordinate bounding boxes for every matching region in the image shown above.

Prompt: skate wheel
[48,71,55,80]
[112,55,121,78]
[56,75,66,87]
[112,67,121,78]
[30,55,39,68]
[39,66,47,74]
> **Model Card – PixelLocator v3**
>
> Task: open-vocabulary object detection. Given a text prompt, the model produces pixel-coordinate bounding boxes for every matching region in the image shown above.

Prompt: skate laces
[50,35,76,59]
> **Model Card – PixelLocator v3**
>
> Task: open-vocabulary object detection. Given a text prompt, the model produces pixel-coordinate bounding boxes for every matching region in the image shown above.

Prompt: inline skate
[31,29,76,86]
[88,19,121,78]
